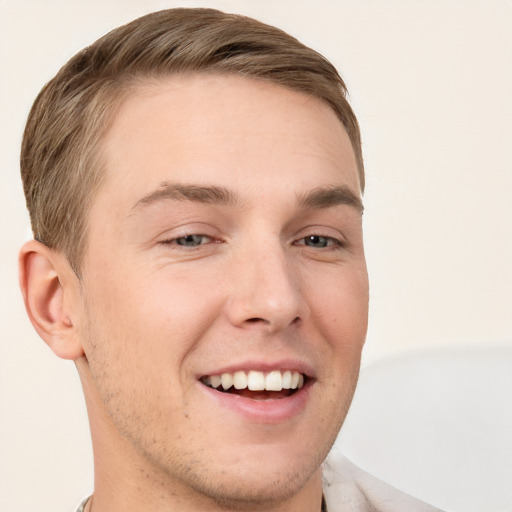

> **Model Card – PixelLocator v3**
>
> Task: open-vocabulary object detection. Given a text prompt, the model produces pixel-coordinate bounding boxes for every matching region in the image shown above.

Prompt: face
[75,74,368,507]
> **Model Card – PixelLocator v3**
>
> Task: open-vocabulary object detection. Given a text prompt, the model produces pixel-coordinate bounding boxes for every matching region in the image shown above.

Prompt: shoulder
[323,455,445,512]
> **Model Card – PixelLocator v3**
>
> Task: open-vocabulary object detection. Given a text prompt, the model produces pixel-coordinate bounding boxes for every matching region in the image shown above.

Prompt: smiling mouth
[200,370,306,400]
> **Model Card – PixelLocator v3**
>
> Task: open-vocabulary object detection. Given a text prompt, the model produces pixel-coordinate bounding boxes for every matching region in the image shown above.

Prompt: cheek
[81,262,226,376]
[304,264,368,406]
[308,265,369,345]
[78,262,229,450]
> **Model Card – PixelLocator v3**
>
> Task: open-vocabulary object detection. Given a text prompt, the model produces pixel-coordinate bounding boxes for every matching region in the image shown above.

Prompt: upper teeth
[203,370,305,392]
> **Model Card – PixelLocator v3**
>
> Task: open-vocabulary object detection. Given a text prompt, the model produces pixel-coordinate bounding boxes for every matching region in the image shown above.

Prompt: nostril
[246,317,269,324]
[244,316,300,327]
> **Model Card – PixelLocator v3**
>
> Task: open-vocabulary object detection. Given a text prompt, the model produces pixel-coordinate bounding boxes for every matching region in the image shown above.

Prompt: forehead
[96,74,360,209]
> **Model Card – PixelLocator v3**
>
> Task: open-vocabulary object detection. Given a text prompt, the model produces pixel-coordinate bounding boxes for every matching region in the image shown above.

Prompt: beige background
[1,1,511,511]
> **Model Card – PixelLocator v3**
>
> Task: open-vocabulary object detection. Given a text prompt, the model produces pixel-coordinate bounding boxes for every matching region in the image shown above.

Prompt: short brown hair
[21,8,364,274]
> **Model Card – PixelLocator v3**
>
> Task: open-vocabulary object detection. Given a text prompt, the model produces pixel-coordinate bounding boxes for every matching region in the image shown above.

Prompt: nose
[225,240,308,332]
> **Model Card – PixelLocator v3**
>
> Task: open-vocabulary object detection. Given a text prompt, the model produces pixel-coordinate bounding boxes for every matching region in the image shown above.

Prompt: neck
[85,476,325,512]
[85,492,326,512]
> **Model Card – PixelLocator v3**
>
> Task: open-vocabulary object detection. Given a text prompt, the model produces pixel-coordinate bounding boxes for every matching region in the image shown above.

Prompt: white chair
[327,344,512,512]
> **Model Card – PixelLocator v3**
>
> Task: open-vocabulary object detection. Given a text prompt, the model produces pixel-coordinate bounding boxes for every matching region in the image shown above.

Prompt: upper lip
[197,359,315,379]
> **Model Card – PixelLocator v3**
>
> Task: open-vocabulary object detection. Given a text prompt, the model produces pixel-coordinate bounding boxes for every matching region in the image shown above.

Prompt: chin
[183,461,321,509]
[152,431,330,509]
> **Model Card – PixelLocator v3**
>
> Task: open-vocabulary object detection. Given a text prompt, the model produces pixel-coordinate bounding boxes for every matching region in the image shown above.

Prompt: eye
[164,234,213,247]
[298,235,339,248]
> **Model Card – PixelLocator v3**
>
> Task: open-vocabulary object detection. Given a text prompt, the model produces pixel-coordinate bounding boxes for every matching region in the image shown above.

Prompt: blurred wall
[1,1,510,511]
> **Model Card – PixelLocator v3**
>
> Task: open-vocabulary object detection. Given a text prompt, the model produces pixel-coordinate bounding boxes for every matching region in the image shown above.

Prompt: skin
[20,74,369,511]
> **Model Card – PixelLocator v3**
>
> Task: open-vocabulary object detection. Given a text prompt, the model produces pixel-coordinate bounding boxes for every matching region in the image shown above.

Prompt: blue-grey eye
[175,234,210,247]
[303,235,331,248]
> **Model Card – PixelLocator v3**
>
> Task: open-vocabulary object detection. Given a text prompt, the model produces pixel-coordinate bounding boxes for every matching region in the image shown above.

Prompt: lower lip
[198,381,313,424]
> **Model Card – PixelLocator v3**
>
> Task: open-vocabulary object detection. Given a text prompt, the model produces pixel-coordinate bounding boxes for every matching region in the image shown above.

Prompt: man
[18,8,442,512]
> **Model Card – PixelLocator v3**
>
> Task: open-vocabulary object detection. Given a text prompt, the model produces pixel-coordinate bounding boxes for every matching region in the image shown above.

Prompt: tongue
[231,389,293,400]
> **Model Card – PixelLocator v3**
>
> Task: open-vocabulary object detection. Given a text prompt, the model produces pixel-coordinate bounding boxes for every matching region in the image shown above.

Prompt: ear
[19,240,84,360]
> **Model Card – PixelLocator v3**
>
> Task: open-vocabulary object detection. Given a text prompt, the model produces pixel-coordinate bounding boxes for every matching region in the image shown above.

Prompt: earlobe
[19,240,84,360]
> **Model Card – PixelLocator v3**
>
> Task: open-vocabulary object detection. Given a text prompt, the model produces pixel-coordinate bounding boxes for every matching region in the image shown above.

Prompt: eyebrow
[296,186,364,213]
[132,182,238,210]
[132,182,363,213]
